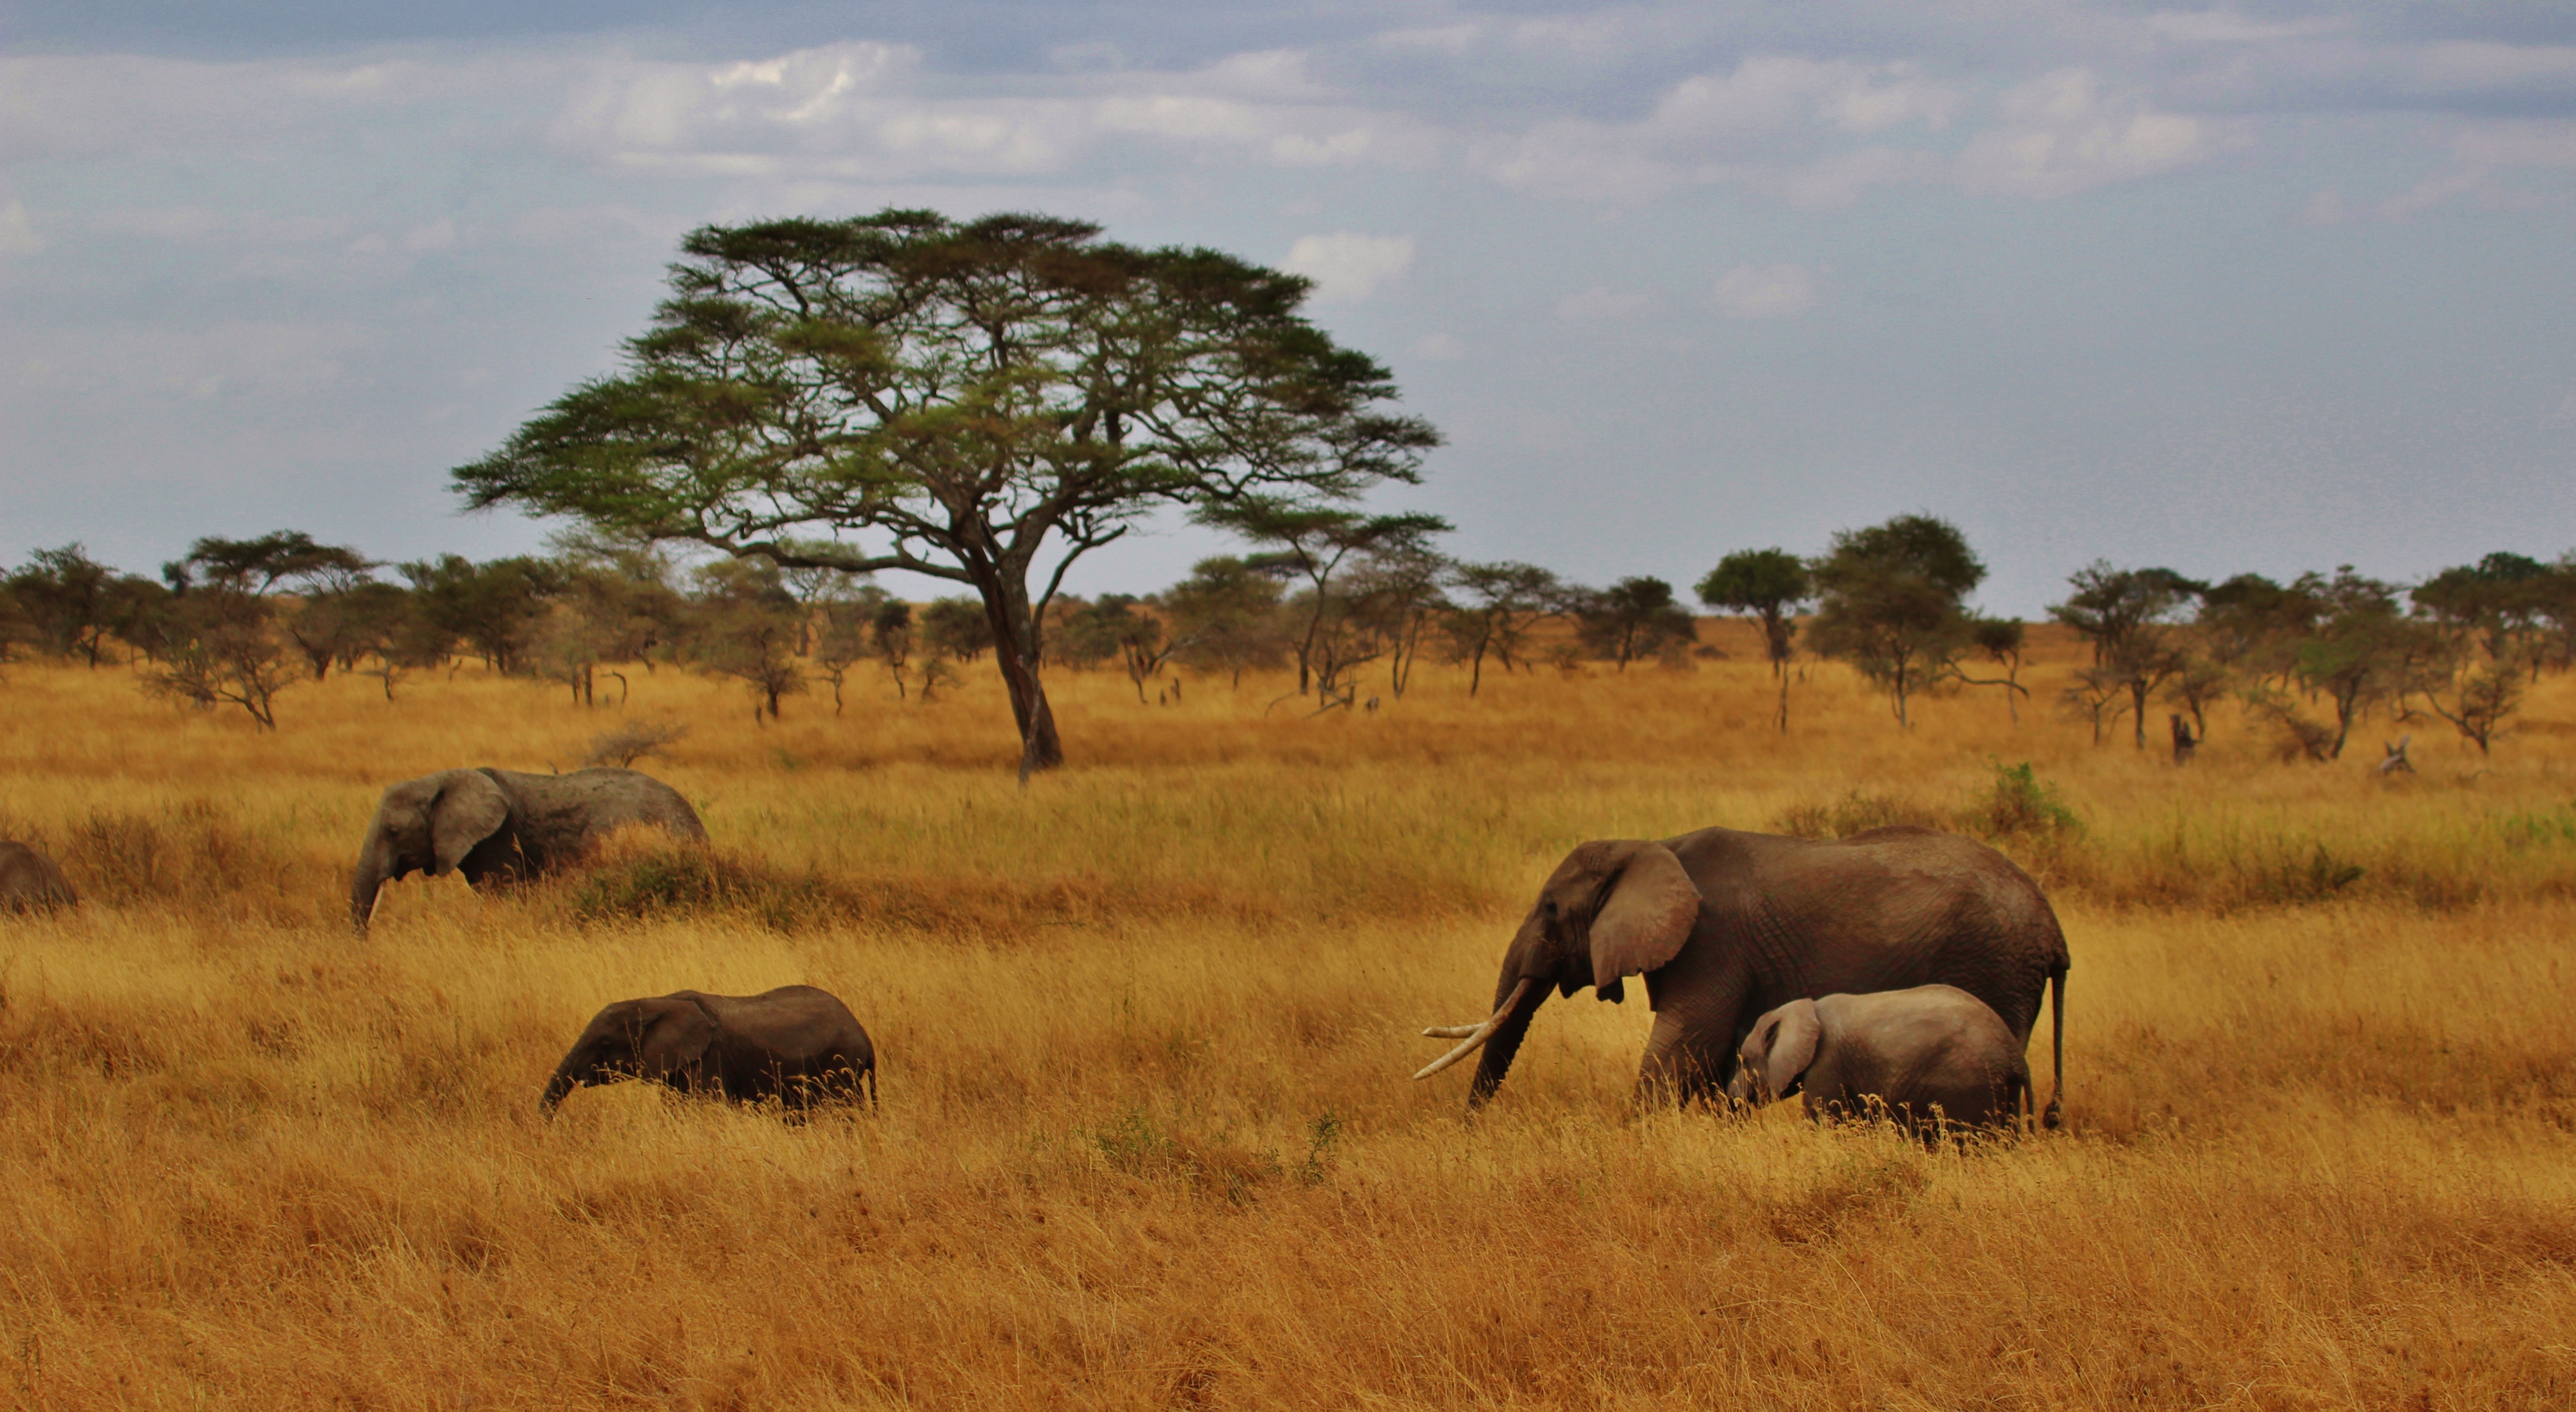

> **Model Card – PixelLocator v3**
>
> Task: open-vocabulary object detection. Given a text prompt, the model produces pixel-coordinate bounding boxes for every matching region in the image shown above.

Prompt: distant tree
[1058,594,1182,702]
[1697,548,1811,730]
[2160,653,2230,744]
[813,585,901,711]
[2413,551,2550,672]
[869,597,923,699]
[1204,500,1449,700]
[141,575,295,729]
[1158,557,1289,688]
[2420,654,2522,756]
[5,544,123,665]
[452,209,1439,778]
[920,597,996,663]
[1956,616,2031,725]
[2196,574,2325,688]
[400,555,562,674]
[1572,576,1697,671]
[1346,540,1449,698]
[2290,567,2436,759]
[1805,514,1986,729]
[686,558,806,720]
[2048,562,2205,749]
[1442,561,1563,697]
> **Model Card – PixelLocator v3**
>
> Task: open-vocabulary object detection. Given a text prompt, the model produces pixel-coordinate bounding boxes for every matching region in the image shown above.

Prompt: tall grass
[1,629,2572,1407]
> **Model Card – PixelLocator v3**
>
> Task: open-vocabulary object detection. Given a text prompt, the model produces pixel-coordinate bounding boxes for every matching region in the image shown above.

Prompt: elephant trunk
[540,1062,582,1116]
[1465,974,1552,1111]
[348,822,391,934]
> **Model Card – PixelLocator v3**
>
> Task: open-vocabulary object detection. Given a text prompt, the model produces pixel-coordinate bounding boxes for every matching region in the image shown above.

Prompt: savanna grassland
[3,624,2573,1410]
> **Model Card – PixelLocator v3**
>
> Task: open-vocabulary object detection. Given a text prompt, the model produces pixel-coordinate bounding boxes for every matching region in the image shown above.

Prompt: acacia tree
[1204,500,1450,701]
[1697,548,1810,730]
[1572,576,1697,670]
[1444,561,1563,696]
[1805,515,1985,729]
[454,210,1437,776]
[2048,562,2204,749]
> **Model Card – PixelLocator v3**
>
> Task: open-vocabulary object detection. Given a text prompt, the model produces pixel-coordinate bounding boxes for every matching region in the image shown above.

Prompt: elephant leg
[456,829,527,888]
[1634,1009,1731,1109]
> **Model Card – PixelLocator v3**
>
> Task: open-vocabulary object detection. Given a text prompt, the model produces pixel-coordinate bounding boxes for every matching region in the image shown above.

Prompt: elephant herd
[8,764,2072,1136]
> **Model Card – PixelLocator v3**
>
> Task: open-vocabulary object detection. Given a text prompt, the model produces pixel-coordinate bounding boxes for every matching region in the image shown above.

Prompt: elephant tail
[2043,963,2067,1131]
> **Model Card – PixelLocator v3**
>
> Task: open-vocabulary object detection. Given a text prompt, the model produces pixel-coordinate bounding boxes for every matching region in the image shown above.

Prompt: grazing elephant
[541,985,876,1114]
[1727,985,2031,1136]
[348,766,705,931]
[1414,825,2069,1121]
[0,840,77,912]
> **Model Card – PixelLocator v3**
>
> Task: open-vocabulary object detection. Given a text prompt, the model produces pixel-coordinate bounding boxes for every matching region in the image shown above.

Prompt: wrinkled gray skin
[0,840,77,912]
[349,766,706,932]
[1727,985,2032,1137]
[541,985,877,1115]
[1450,825,2069,1121]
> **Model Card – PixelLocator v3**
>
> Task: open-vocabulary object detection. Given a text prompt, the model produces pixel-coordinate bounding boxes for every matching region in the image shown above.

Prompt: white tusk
[1411,978,1535,1082]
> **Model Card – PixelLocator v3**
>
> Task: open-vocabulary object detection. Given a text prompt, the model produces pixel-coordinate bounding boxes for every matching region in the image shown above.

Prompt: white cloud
[1958,70,2216,198]
[1713,263,1817,319]
[1284,232,1415,303]
[1555,286,1650,321]
[0,200,43,255]
[1412,332,1465,360]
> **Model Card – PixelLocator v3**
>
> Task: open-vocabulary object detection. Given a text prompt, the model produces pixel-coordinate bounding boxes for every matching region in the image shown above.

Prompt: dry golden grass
[3,625,2574,1408]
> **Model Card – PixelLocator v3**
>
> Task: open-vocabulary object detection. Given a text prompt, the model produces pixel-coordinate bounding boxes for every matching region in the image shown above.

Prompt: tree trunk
[973,571,1065,775]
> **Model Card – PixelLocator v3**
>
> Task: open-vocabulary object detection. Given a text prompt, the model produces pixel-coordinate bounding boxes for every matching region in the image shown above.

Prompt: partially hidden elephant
[349,766,706,931]
[0,840,77,912]
[1727,984,2031,1135]
[541,985,877,1114]
[1414,825,2069,1121]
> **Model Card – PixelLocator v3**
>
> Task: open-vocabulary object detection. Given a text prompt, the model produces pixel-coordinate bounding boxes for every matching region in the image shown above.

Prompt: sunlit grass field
[3,624,2573,1408]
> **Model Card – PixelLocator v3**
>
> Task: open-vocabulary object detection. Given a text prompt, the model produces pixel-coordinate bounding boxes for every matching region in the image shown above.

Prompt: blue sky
[4,1,2573,611]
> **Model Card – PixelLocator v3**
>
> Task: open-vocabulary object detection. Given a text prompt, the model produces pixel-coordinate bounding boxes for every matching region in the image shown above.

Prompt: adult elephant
[348,766,706,932]
[1413,825,2069,1124]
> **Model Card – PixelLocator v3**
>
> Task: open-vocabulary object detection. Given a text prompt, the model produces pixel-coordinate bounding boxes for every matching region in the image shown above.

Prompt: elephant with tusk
[348,766,706,932]
[1416,825,2069,1121]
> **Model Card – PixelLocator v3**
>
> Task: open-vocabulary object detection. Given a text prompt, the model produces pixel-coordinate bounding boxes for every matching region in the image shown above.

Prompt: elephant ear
[429,771,509,876]
[1762,999,1822,1100]
[635,997,720,1079]
[1588,841,1702,990]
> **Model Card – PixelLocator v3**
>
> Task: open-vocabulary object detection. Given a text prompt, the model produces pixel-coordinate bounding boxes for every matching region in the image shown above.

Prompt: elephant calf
[542,985,876,1115]
[1729,984,2030,1137]
[0,840,77,912]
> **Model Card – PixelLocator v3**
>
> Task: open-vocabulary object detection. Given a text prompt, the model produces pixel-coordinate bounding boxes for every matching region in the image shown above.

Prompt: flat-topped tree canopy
[453,207,1439,773]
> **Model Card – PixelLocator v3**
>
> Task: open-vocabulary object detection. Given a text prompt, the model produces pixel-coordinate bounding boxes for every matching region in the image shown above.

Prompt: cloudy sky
[4,1,2573,611]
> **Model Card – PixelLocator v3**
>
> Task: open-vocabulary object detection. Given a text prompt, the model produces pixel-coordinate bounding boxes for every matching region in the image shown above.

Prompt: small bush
[583,720,690,768]
[1965,760,2084,842]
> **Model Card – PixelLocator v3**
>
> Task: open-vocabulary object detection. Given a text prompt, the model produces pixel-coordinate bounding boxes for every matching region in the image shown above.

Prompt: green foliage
[452,207,1440,772]
[1696,547,1810,671]
[1806,514,1987,728]
[1968,761,2085,841]
[1571,575,1697,670]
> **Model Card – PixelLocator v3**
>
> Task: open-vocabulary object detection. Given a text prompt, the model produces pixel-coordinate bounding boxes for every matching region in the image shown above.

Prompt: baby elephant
[1729,984,2030,1136]
[0,840,77,912]
[541,985,876,1115]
